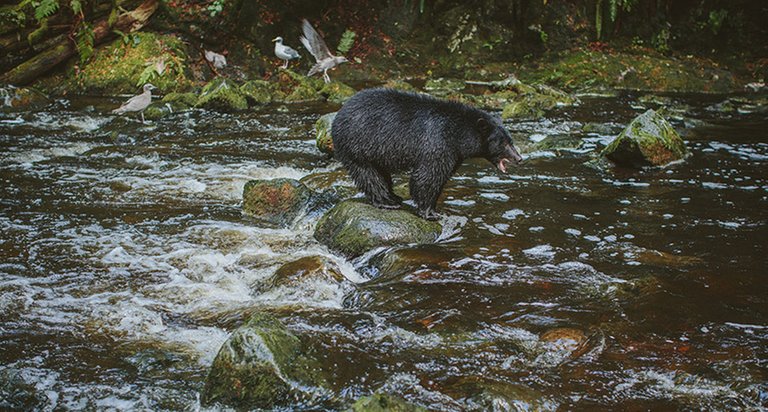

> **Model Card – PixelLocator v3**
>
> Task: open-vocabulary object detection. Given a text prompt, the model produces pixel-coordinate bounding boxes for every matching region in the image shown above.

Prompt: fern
[595,0,603,40]
[75,22,95,64]
[336,29,355,55]
[70,0,82,16]
[34,0,59,22]
[137,64,158,87]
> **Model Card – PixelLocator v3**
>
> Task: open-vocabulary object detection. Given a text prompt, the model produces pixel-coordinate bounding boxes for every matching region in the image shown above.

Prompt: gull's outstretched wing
[300,19,332,62]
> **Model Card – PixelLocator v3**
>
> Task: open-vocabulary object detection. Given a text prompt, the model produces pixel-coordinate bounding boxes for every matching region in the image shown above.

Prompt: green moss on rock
[382,80,417,92]
[196,77,248,111]
[314,200,443,258]
[240,80,278,105]
[72,32,193,94]
[0,86,49,111]
[315,112,337,156]
[321,81,356,103]
[201,312,326,409]
[349,393,427,412]
[243,178,312,227]
[601,109,688,168]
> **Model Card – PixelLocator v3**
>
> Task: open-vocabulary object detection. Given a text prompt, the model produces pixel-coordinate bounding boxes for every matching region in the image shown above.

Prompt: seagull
[272,36,300,69]
[204,49,227,69]
[299,19,348,83]
[112,83,156,123]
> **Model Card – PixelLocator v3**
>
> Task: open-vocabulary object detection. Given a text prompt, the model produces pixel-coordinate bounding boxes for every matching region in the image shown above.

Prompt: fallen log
[0,0,158,86]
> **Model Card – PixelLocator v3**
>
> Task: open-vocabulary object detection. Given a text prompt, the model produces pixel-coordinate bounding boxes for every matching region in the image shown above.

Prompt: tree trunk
[0,0,159,86]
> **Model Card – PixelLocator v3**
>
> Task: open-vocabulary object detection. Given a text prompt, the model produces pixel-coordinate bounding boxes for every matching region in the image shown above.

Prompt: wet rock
[242,179,312,227]
[276,69,324,102]
[71,32,194,94]
[382,79,417,92]
[533,328,595,367]
[601,109,688,168]
[161,92,198,111]
[581,122,620,136]
[370,244,455,280]
[0,368,45,410]
[453,377,557,412]
[424,78,465,95]
[314,200,442,258]
[500,84,576,120]
[315,112,337,156]
[321,81,356,104]
[240,80,279,105]
[267,256,345,288]
[0,85,49,111]
[196,77,248,111]
[349,393,427,412]
[532,135,584,152]
[202,312,327,409]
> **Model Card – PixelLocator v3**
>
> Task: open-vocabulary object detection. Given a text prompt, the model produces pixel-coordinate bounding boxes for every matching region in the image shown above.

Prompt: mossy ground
[69,32,195,94]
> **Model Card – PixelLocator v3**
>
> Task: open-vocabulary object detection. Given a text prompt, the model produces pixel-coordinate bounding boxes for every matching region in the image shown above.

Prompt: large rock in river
[601,109,688,168]
[315,112,336,156]
[242,179,312,226]
[314,200,442,258]
[202,312,327,409]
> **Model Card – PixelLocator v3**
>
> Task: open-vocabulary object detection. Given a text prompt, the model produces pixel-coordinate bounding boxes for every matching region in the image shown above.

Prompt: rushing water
[1,92,766,410]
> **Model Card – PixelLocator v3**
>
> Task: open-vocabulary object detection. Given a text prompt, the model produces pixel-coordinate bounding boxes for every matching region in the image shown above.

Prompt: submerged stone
[349,393,427,412]
[242,179,312,227]
[601,109,688,168]
[196,77,248,111]
[314,200,443,258]
[202,312,327,409]
[268,256,345,288]
[500,84,576,120]
[315,112,337,156]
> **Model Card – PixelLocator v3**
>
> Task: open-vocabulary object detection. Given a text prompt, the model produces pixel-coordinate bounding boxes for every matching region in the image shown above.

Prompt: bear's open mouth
[497,158,514,173]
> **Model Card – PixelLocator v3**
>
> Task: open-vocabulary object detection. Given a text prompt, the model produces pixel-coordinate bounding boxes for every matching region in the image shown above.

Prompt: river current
[0,92,766,410]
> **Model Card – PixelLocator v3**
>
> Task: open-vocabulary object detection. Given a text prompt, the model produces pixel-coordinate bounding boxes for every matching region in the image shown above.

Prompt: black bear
[331,88,523,220]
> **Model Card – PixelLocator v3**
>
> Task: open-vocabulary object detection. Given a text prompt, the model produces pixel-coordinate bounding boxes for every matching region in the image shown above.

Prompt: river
[1,92,766,410]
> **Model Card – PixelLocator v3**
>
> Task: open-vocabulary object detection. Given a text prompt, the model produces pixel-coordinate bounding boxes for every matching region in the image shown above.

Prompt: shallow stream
[1,92,766,410]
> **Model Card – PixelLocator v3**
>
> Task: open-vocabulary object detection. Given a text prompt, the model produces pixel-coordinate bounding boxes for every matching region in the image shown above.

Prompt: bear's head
[478,116,523,173]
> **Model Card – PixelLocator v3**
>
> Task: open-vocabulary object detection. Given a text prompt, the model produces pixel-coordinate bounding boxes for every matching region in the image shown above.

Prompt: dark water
[1,92,766,410]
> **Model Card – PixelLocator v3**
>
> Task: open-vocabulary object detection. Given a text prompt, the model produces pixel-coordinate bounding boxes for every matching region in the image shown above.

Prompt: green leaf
[70,0,82,15]
[336,29,355,54]
[75,22,95,64]
[34,0,59,22]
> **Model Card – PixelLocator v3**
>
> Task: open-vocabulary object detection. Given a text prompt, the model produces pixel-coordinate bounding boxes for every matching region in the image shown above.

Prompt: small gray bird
[272,36,300,69]
[299,19,348,83]
[112,83,156,123]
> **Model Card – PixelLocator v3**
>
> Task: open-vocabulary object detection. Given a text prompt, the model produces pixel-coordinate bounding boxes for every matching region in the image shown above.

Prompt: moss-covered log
[0,0,159,86]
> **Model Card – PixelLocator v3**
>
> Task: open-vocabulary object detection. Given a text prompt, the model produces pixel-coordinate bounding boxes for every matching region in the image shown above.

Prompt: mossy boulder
[349,393,427,412]
[242,179,312,226]
[501,84,576,119]
[601,109,688,168]
[161,92,198,109]
[382,79,417,92]
[314,200,443,258]
[424,78,465,95]
[71,32,193,94]
[196,77,248,111]
[202,312,327,409]
[0,85,49,111]
[321,81,356,103]
[533,135,584,152]
[315,112,337,156]
[240,80,280,105]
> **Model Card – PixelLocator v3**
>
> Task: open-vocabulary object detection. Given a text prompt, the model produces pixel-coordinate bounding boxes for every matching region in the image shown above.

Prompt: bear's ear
[476,118,492,136]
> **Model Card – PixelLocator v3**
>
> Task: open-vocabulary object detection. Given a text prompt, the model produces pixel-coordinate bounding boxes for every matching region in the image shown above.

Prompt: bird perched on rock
[112,83,156,123]
[204,49,227,69]
[300,19,348,83]
[272,36,300,69]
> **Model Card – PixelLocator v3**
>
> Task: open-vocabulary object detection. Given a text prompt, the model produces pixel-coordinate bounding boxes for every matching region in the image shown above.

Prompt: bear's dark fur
[331,88,523,220]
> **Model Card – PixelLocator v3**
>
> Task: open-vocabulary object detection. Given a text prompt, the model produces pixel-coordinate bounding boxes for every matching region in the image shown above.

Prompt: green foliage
[27,17,49,44]
[75,22,95,63]
[207,0,225,17]
[595,0,636,40]
[707,9,727,35]
[336,29,355,54]
[652,23,671,53]
[70,0,82,16]
[34,0,59,21]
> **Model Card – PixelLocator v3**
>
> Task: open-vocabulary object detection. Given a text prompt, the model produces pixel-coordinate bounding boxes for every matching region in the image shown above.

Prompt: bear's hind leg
[346,163,402,209]
[409,163,451,221]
